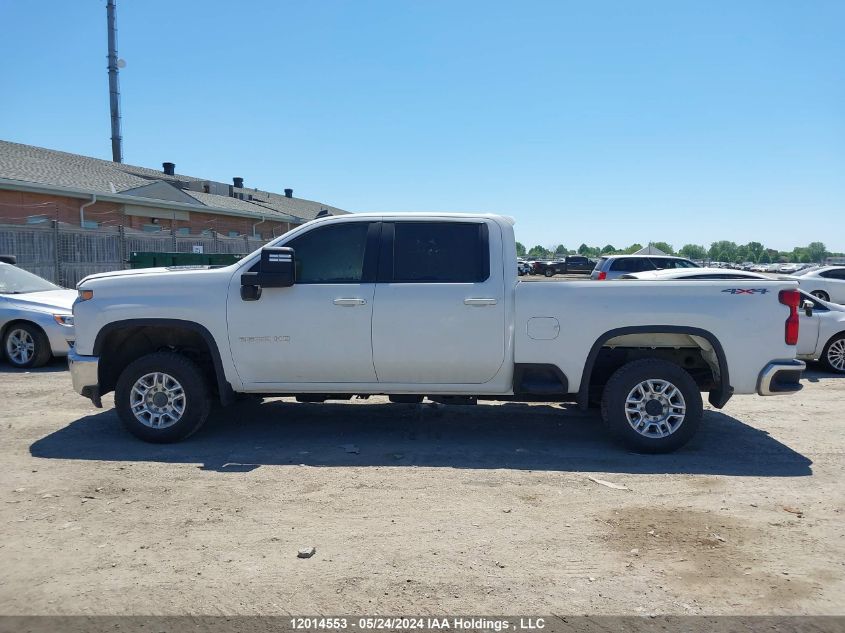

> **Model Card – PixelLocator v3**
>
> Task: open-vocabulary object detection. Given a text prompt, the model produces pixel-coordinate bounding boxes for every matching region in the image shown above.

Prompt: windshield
[0,264,61,294]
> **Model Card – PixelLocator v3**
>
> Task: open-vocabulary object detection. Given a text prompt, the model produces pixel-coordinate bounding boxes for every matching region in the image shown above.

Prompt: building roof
[632,244,670,256]
[0,139,347,222]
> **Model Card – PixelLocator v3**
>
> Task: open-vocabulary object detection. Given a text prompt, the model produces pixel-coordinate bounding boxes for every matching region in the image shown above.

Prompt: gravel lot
[0,362,843,616]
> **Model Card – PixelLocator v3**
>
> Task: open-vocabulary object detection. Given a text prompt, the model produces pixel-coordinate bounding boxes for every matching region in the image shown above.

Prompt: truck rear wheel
[115,352,211,443]
[600,359,702,453]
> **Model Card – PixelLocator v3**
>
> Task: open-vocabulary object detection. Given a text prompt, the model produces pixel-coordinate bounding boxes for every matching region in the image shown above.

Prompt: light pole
[106,0,123,163]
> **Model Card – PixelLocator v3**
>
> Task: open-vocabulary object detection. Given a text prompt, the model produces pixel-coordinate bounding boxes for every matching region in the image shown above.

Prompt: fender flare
[93,318,235,405]
[578,325,732,409]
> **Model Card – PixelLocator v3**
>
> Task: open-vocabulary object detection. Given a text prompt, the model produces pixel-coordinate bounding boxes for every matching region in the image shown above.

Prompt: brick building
[0,140,347,239]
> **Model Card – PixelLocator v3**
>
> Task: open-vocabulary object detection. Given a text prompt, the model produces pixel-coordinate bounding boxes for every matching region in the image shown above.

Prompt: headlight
[78,289,94,301]
[53,314,74,326]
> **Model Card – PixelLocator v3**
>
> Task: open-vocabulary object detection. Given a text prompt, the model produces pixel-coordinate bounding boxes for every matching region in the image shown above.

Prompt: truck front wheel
[114,352,211,443]
[600,359,702,453]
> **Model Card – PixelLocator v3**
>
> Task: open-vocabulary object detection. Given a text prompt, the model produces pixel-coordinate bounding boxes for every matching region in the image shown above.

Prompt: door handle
[464,298,498,306]
[333,298,367,306]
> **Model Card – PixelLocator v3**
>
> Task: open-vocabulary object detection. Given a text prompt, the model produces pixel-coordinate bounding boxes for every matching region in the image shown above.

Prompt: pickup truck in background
[69,214,805,453]
[531,256,595,277]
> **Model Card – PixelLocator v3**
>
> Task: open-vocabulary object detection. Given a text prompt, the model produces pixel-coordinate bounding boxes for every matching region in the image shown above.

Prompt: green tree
[577,243,591,255]
[709,241,738,262]
[528,245,548,258]
[624,243,644,254]
[515,242,526,257]
[554,244,568,256]
[806,242,827,263]
[678,244,707,260]
[601,244,616,254]
[651,241,674,255]
[758,251,771,264]
[744,241,764,260]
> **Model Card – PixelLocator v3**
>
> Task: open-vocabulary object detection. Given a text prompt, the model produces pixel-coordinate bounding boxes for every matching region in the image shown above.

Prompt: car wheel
[544,269,554,277]
[3,323,52,368]
[600,359,703,453]
[114,352,211,443]
[821,333,845,374]
[810,290,830,302]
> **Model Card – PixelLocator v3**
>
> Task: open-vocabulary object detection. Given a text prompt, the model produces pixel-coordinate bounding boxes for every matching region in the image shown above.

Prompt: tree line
[515,240,841,264]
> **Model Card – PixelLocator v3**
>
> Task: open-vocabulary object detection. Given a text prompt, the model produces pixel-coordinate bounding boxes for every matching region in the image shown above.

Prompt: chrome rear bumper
[757,359,805,396]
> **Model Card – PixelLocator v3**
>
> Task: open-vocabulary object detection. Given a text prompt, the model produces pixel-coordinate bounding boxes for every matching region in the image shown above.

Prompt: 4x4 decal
[722,288,769,295]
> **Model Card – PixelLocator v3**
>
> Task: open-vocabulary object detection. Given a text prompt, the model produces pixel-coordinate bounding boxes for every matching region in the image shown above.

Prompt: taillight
[597,271,607,280]
[779,289,800,345]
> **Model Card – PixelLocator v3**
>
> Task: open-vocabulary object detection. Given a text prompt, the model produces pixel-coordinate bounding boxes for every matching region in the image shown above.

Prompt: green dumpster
[128,252,245,269]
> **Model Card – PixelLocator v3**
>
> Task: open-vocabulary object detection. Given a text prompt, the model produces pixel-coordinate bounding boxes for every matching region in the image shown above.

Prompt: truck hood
[0,289,77,312]
[79,266,212,285]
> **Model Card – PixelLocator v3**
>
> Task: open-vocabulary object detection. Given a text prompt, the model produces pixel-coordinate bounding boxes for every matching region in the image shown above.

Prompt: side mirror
[240,247,295,300]
[802,299,815,317]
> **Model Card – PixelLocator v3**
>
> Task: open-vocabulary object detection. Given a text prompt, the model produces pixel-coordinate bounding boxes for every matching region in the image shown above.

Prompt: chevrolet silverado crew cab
[69,214,805,453]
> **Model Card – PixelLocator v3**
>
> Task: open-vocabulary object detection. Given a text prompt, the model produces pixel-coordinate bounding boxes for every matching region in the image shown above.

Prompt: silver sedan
[0,263,76,368]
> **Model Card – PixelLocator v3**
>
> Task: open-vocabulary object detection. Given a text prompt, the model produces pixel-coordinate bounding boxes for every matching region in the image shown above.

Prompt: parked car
[532,256,595,277]
[70,213,804,453]
[590,255,699,280]
[788,266,845,303]
[0,263,76,368]
[621,268,845,373]
[619,268,779,281]
[796,292,845,374]
[517,260,531,276]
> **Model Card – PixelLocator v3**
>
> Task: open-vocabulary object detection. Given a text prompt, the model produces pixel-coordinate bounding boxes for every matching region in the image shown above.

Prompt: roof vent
[162,162,175,175]
[284,188,293,198]
[316,209,330,218]
[233,177,244,189]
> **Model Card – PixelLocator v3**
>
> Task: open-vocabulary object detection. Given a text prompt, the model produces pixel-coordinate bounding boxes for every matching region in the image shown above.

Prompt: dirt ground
[0,362,843,616]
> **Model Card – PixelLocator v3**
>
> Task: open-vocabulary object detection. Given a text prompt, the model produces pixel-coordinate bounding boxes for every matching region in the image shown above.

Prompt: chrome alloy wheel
[827,338,845,372]
[624,379,687,438]
[6,328,35,365]
[130,372,186,429]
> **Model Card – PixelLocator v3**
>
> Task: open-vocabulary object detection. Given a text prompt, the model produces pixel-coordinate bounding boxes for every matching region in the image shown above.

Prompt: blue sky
[2,0,843,251]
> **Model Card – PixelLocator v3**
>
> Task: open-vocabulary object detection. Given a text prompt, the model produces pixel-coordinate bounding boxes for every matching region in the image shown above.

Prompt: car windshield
[0,264,60,294]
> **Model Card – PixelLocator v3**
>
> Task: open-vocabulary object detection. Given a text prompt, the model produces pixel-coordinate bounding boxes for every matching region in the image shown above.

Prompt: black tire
[820,333,845,374]
[810,290,830,302]
[600,359,703,453]
[3,322,52,368]
[544,268,554,277]
[114,352,211,443]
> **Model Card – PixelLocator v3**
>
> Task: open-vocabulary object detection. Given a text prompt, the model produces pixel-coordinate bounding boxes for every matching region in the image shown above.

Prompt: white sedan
[789,266,845,303]
[622,268,845,373]
[0,263,76,368]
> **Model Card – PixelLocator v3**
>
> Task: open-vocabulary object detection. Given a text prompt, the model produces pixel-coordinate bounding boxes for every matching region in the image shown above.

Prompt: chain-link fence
[0,222,267,288]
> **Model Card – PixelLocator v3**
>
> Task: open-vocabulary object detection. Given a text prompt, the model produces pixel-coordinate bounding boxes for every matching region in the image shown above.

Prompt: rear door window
[391,222,489,283]
[648,258,697,270]
[820,268,845,280]
[610,258,654,273]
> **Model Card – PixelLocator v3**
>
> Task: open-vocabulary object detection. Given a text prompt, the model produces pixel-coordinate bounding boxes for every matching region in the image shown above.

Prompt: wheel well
[1,319,46,343]
[581,329,730,408]
[825,330,845,347]
[96,325,219,398]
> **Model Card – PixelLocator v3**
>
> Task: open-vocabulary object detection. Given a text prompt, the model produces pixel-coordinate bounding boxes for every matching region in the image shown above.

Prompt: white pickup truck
[69,213,805,453]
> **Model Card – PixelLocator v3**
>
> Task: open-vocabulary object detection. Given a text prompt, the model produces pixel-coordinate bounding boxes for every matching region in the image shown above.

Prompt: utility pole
[106,0,123,163]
